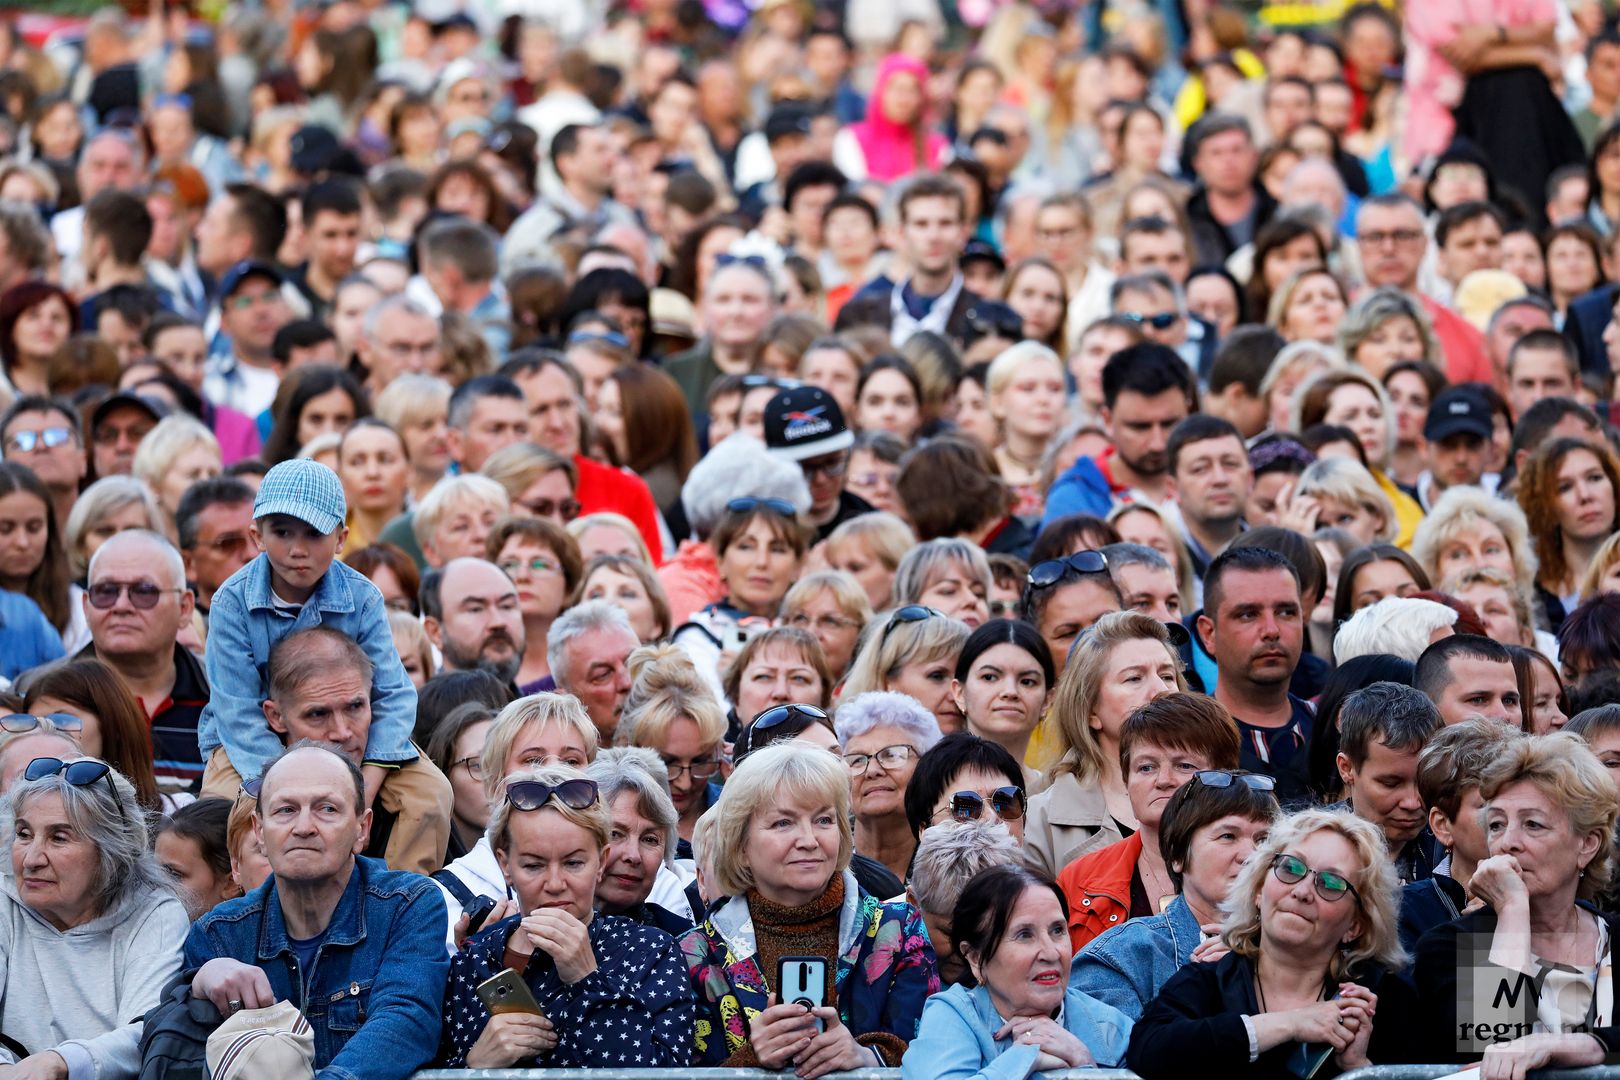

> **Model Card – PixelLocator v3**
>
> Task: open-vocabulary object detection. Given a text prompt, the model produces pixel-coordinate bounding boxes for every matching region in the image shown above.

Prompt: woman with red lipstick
[901,866,1134,1078]
[338,419,410,549]
[1518,437,1620,633]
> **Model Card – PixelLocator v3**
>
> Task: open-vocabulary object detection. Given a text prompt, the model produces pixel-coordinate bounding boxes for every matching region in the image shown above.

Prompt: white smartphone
[777,956,828,1034]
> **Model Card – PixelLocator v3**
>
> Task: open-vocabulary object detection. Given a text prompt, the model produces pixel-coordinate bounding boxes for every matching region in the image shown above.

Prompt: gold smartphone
[476,968,543,1016]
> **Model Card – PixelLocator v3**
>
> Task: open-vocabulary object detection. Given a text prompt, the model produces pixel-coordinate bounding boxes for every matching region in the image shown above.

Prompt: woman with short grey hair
[1337,286,1443,378]
[587,747,701,936]
[905,821,1021,986]
[0,756,188,1076]
[835,691,944,881]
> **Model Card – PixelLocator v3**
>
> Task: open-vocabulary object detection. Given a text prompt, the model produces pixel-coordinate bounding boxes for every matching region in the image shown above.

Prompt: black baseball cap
[763,386,854,462]
[960,239,1006,273]
[289,125,341,175]
[91,391,166,432]
[219,260,284,299]
[1425,386,1493,443]
[764,103,814,143]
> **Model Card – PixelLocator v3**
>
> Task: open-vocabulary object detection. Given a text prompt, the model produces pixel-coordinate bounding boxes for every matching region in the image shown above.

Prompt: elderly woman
[480,441,580,532]
[1289,457,1398,546]
[576,553,671,643]
[901,865,1134,1078]
[0,755,189,1076]
[618,645,728,850]
[62,476,167,580]
[1057,694,1243,952]
[1413,732,1620,1076]
[486,515,583,690]
[841,608,973,734]
[1294,367,1422,548]
[779,571,872,682]
[952,618,1055,771]
[433,694,601,949]
[587,746,700,936]
[677,742,939,1072]
[723,626,835,732]
[891,538,993,630]
[834,691,943,882]
[440,764,695,1068]
[413,473,511,569]
[904,732,1029,847]
[1411,485,1538,595]
[905,822,1024,987]
[1071,770,1281,1021]
[1024,613,1186,876]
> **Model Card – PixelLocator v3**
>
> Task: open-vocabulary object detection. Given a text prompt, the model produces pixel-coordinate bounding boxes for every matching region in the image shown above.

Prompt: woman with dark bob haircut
[901,865,1134,1077]
[1331,543,1431,630]
[558,267,652,358]
[260,363,370,465]
[1557,592,1620,691]
[951,618,1055,769]
[903,732,1027,844]
[0,279,77,394]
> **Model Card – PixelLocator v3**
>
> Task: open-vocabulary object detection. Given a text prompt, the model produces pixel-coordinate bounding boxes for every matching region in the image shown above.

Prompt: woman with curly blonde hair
[1411,485,1539,593]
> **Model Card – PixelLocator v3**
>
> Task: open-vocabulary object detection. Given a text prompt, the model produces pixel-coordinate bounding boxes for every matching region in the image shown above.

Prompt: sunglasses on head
[23,758,124,820]
[726,496,796,516]
[1026,550,1108,592]
[506,777,600,812]
[880,604,944,644]
[715,253,769,270]
[1120,311,1180,331]
[1193,769,1276,793]
[86,581,182,610]
[935,786,1025,825]
[1270,852,1358,903]
[736,703,830,761]
[566,329,631,350]
[1,713,83,735]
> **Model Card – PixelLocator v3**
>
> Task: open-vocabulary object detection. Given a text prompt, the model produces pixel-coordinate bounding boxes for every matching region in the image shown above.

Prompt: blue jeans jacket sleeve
[319,882,449,1080]
[1068,949,1148,1021]
[197,579,286,774]
[901,994,1041,1080]
[348,584,417,763]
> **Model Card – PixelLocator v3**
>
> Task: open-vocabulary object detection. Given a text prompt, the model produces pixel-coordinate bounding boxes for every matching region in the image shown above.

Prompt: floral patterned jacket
[676,871,940,1065]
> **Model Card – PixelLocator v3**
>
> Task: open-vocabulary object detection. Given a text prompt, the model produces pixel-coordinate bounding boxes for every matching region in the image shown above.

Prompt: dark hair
[949,865,1067,971]
[896,173,966,224]
[270,318,337,365]
[557,268,651,354]
[1300,423,1368,467]
[1519,436,1620,593]
[1506,397,1600,483]
[1434,201,1506,249]
[904,732,1025,840]
[1381,359,1446,403]
[1247,433,1314,480]
[1338,681,1442,766]
[413,668,515,746]
[1506,643,1566,733]
[174,475,255,550]
[1559,593,1620,683]
[1203,545,1300,621]
[1100,342,1196,411]
[1209,325,1285,396]
[85,190,152,266]
[221,182,287,263]
[822,191,880,232]
[1028,514,1121,566]
[425,700,498,778]
[94,284,163,336]
[301,176,364,222]
[426,159,513,232]
[1159,771,1280,890]
[1167,414,1242,476]
[1414,634,1514,703]
[1117,692,1241,777]
[448,373,523,431]
[0,281,77,376]
[954,618,1055,688]
[343,542,422,617]
[1233,527,1327,609]
[896,436,1010,539]
[783,161,847,214]
[1247,218,1327,319]
[0,394,81,445]
[24,659,162,812]
[856,354,924,413]
[1331,543,1430,629]
[157,797,233,880]
[0,462,70,632]
[260,363,369,465]
[1308,654,1416,800]
[1023,552,1123,634]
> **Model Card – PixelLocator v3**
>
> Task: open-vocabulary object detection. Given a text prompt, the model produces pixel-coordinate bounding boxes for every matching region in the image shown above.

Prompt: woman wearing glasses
[1412,732,1620,1075]
[1025,613,1185,876]
[952,619,1055,774]
[1056,694,1241,953]
[903,732,1029,845]
[24,658,173,813]
[0,755,188,1078]
[842,607,973,734]
[442,766,695,1068]
[834,692,943,882]
[1126,809,1412,1080]
[619,645,729,855]
[424,702,497,865]
[678,742,939,1072]
[485,516,583,692]
[779,571,872,682]
[1071,770,1280,1021]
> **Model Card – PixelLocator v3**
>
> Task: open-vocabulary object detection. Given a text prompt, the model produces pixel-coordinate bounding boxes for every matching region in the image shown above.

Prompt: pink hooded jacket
[848,54,948,182]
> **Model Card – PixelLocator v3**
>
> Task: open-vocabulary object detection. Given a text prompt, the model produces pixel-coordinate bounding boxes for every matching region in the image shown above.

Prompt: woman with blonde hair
[985,341,1067,520]
[1128,809,1414,1078]
[479,442,579,529]
[1411,485,1539,593]
[825,511,917,611]
[1268,266,1349,345]
[574,552,672,643]
[842,608,972,734]
[63,475,169,576]
[1024,612,1187,876]
[618,643,729,848]
[779,570,872,682]
[130,414,221,518]
[569,511,655,565]
[1413,732,1620,1073]
[1260,339,1345,436]
[1288,457,1398,545]
[1000,258,1070,353]
[1338,286,1443,379]
[890,538,993,630]
[372,373,454,505]
[1577,530,1620,601]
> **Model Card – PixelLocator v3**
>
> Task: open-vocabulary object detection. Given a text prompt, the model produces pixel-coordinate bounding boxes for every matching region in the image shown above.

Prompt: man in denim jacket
[183,741,449,1080]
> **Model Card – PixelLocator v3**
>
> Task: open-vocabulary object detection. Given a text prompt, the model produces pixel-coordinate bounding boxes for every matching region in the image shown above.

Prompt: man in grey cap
[1416,386,1496,511]
[762,385,872,540]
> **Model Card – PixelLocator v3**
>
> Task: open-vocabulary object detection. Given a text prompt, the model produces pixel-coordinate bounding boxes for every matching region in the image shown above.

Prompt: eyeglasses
[726,496,796,516]
[845,744,915,775]
[737,703,829,760]
[0,713,82,735]
[1359,228,1423,248]
[87,581,184,610]
[800,453,849,480]
[23,758,124,820]
[1270,852,1358,903]
[1026,550,1108,592]
[880,604,943,644]
[988,599,1021,619]
[499,556,559,577]
[1119,311,1180,331]
[933,786,1025,825]
[715,253,769,270]
[1193,770,1276,793]
[228,290,281,311]
[506,777,600,811]
[452,755,482,779]
[567,329,632,350]
[520,497,580,521]
[6,427,73,453]
[786,612,861,634]
[199,532,253,556]
[663,757,721,780]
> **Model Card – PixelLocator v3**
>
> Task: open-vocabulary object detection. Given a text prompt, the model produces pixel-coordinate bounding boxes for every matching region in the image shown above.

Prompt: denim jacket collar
[257,859,366,962]
[1161,894,1202,959]
[240,554,358,617]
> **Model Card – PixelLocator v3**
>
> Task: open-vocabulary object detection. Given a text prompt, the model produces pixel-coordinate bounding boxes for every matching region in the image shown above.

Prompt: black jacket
[1127,951,1417,1080]
[836,280,983,349]
[1564,283,1618,377]
[1186,183,1279,267]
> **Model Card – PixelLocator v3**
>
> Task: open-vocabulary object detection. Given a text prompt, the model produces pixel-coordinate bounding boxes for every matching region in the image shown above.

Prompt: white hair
[833,691,944,754]
[908,821,1021,916]
[87,528,185,589]
[1333,596,1459,664]
[679,434,812,540]
[548,599,637,690]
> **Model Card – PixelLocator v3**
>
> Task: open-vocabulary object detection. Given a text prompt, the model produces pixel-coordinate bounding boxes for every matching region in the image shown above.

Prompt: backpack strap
[0,1032,27,1061]
[432,868,477,909]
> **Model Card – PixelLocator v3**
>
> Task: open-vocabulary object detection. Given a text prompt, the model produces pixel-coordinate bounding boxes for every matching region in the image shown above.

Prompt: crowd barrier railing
[411,1068,1620,1079]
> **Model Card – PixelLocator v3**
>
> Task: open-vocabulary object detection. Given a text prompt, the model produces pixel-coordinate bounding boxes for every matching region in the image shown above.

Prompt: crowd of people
[6,0,1620,1077]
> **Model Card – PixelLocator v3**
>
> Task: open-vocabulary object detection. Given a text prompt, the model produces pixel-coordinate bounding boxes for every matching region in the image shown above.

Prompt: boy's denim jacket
[197,554,417,775]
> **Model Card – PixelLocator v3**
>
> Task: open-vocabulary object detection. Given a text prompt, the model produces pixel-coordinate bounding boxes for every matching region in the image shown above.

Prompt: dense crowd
[7,0,1620,1078]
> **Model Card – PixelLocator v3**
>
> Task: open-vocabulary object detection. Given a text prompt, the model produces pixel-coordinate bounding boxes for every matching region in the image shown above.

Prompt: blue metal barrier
[411,1068,1620,1079]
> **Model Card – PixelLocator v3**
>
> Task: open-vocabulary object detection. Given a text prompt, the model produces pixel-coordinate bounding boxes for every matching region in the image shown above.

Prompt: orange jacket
[1056,832,1143,955]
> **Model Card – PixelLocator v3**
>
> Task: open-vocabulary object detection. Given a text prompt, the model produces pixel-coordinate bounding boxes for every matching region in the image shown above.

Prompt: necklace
[998,444,1042,478]
[1255,973,1327,1014]
[1138,856,1175,912]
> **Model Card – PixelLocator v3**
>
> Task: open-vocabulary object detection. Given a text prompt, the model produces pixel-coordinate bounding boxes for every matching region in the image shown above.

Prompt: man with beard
[1167,415,1253,606]
[1196,546,1313,807]
[1042,343,1194,525]
[1331,682,1442,883]
[547,600,639,743]
[422,558,527,696]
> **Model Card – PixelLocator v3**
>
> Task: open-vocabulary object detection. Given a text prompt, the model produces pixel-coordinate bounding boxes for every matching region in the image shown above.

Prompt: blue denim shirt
[197,554,417,776]
[1068,893,1203,1022]
[0,588,63,681]
[900,982,1132,1079]
[184,856,449,1080]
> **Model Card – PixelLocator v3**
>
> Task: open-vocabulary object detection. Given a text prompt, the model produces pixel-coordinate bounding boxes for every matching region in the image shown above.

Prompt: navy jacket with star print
[440,912,696,1067]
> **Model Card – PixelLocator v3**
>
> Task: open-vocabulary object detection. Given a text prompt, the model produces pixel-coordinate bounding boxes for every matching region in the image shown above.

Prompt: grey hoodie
[0,873,188,1079]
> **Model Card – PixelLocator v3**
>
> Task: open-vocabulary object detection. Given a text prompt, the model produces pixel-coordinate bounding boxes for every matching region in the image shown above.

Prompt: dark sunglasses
[1026,550,1108,592]
[1193,770,1276,793]
[1270,852,1358,903]
[880,604,944,644]
[506,777,600,812]
[726,496,796,516]
[1120,311,1180,331]
[86,581,184,610]
[1,713,83,735]
[23,758,124,819]
[737,703,829,760]
[966,311,1022,340]
[935,786,1025,825]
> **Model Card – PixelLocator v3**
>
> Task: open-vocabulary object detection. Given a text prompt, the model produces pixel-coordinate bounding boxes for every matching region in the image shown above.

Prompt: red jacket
[1056,832,1143,954]
[574,455,663,564]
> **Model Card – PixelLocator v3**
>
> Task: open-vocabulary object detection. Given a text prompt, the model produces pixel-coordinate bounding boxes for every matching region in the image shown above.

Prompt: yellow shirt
[1374,469,1424,550]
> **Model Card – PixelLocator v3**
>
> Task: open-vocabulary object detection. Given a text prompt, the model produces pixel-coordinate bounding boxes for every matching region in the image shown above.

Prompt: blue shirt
[0,588,64,681]
[197,553,418,778]
[901,982,1132,1079]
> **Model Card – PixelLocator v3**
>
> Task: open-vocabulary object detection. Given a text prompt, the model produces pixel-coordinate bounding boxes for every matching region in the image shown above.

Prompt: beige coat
[1022,769,1128,878]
